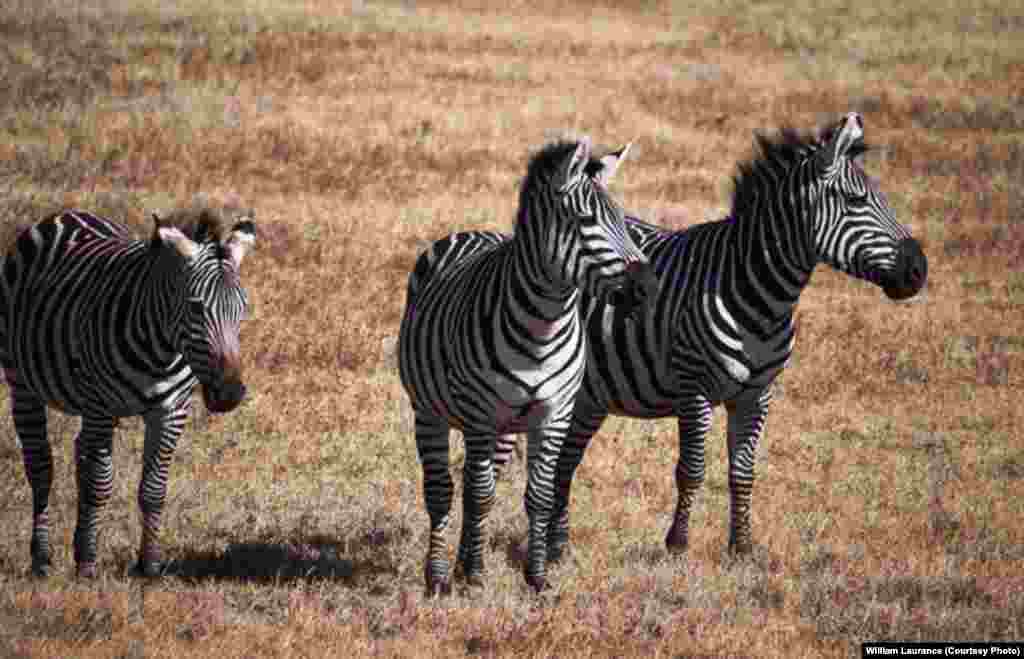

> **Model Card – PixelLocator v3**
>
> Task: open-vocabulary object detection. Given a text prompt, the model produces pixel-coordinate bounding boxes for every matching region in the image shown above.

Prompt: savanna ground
[0,0,1022,656]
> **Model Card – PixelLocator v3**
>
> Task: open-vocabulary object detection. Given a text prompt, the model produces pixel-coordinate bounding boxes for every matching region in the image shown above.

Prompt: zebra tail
[406,246,437,306]
[0,245,12,370]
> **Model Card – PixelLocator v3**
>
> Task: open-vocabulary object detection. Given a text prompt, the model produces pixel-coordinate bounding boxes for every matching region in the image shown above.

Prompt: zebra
[399,136,658,594]
[1,208,256,578]
[494,113,928,562]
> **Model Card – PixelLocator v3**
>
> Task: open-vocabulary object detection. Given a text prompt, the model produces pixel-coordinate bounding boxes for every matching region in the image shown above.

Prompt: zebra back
[406,231,507,304]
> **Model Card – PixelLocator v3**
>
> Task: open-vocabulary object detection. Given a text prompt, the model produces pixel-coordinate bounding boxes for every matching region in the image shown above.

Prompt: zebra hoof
[425,560,452,597]
[76,563,99,580]
[30,560,52,578]
[425,577,452,598]
[665,524,690,555]
[525,574,549,594]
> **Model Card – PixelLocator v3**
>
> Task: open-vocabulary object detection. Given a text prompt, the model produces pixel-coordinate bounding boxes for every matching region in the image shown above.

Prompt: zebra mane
[730,125,870,221]
[524,140,583,184]
[522,139,611,189]
[156,204,239,243]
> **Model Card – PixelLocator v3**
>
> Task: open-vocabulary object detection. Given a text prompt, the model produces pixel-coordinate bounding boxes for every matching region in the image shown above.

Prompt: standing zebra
[399,137,657,594]
[1,208,256,578]
[497,113,928,561]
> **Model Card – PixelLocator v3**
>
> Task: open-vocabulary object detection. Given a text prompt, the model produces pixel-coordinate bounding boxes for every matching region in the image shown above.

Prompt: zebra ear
[150,213,166,247]
[224,219,256,268]
[814,112,864,178]
[156,225,200,261]
[595,142,632,187]
[560,136,592,191]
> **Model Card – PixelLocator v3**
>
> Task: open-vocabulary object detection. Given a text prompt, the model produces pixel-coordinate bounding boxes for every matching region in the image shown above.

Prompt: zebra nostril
[910,259,927,288]
[896,238,927,290]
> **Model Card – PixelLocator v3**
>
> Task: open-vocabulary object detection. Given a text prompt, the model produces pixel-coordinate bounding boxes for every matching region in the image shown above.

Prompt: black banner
[862,643,1023,658]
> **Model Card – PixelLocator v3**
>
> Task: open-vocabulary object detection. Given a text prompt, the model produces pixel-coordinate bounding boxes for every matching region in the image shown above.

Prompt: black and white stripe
[399,137,656,593]
[500,113,928,559]
[1,209,256,578]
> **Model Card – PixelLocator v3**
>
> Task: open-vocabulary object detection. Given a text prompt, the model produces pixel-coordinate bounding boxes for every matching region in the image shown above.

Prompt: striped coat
[1,209,256,577]
[399,138,656,593]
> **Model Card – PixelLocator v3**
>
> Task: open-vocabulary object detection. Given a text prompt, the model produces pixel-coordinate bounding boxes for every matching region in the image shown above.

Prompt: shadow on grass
[166,531,402,585]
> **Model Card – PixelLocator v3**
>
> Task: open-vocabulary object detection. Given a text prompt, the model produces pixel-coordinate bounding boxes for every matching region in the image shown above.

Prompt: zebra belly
[596,371,768,420]
[606,401,676,420]
[684,346,786,406]
[26,367,194,418]
[583,339,780,420]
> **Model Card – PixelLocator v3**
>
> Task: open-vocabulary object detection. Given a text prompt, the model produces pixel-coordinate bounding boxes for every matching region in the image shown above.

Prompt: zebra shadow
[165,531,402,585]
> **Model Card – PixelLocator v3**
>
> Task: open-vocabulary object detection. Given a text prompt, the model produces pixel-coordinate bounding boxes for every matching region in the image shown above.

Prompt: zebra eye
[846,192,869,205]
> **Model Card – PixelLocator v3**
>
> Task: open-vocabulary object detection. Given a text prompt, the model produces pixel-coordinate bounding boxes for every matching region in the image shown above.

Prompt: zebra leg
[416,412,453,596]
[491,434,518,479]
[547,409,606,564]
[73,415,117,579]
[724,387,771,555]
[456,434,497,586]
[666,396,712,553]
[136,404,188,577]
[523,423,567,592]
[9,374,53,577]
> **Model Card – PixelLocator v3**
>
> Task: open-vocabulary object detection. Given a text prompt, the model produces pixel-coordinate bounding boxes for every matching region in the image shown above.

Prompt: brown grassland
[1,0,1022,656]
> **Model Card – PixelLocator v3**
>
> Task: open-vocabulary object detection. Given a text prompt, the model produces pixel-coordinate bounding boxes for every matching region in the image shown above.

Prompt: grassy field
[1,0,1022,656]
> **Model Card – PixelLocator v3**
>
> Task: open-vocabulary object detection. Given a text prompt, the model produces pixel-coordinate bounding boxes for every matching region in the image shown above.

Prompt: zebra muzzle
[201,381,247,414]
[882,237,928,301]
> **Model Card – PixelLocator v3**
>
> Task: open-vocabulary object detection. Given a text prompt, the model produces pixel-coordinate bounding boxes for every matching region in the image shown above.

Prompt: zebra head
[542,137,657,309]
[153,212,256,413]
[808,113,928,300]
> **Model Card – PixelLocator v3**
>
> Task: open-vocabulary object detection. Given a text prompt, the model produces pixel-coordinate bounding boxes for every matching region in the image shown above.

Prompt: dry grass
[1,0,1021,657]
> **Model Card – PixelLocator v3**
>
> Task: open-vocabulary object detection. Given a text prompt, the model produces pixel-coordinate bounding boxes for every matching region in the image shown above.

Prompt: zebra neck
[136,250,190,350]
[723,199,815,330]
[506,240,579,343]
[510,218,577,300]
